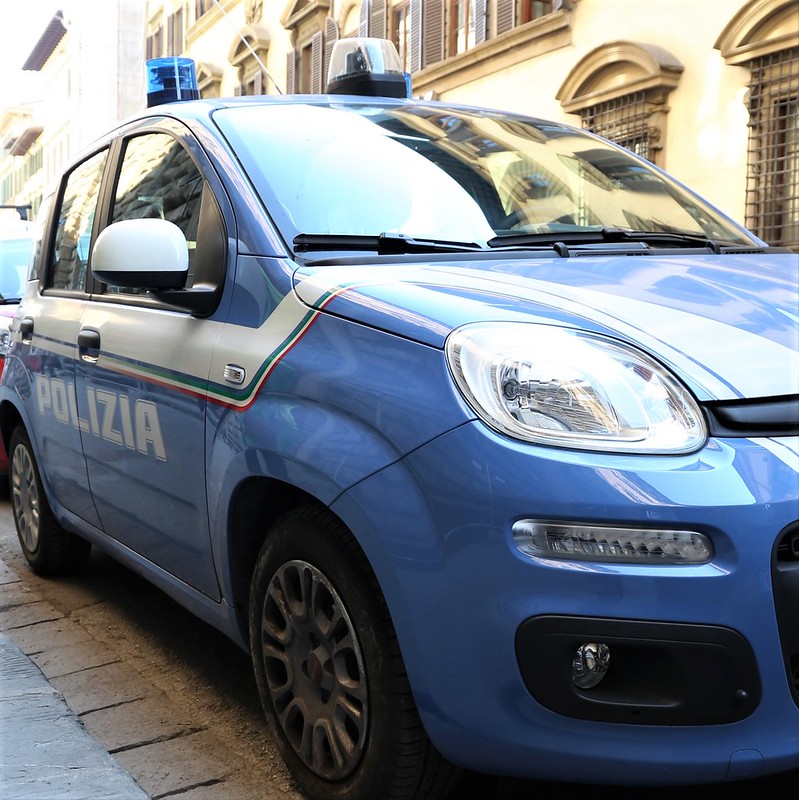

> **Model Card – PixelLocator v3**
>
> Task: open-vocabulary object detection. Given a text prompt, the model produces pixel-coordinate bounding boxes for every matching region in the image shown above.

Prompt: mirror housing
[91,218,221,315]
[92,218,189,289]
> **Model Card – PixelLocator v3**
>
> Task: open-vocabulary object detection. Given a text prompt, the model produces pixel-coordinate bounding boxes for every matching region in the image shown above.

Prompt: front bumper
[334,426,799,784]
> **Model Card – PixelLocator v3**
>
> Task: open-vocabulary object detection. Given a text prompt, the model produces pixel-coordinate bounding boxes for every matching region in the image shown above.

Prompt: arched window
[716,0,799,250]
[557,41,683,167]
[282,0,334,94]
[228,25,271,95]
[195,62,223,98]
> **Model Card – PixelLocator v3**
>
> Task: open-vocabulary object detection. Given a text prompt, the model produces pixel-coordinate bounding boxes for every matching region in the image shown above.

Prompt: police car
[1,38,797,800]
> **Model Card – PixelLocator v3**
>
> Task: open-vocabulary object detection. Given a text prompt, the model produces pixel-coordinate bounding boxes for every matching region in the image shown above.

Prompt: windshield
[214,101,756,249]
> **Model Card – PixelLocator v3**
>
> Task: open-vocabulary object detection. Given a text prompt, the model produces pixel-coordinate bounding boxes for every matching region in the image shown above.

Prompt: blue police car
[1,38,797,800]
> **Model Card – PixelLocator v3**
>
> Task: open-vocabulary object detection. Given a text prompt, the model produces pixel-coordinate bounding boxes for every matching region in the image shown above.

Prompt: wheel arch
[0,399,23,457]
[225,476,330,647]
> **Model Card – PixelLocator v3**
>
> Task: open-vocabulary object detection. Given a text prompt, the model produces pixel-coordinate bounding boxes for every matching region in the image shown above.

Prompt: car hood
[293,251,799,402]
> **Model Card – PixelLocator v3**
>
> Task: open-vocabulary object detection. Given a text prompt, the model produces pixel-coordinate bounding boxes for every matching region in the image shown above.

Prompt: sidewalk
[0,632,150,800]
[0,524,284,800]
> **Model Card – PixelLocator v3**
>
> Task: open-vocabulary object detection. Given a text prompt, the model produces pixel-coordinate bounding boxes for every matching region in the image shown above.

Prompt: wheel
[9,426,91,575]
[249,505,460,800]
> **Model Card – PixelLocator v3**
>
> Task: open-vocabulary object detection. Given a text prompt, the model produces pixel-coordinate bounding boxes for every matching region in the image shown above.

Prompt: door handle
[78,328,101,363]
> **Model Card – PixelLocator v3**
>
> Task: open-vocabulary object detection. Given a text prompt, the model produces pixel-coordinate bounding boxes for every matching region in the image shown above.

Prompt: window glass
[391,1,412,71]
[108,132,204,295]
[50,149,107,291]
[449,0,474,56]
[520,0,553,24]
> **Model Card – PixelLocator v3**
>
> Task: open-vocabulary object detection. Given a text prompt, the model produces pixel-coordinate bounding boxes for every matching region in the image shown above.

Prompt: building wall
[0,0,147,214]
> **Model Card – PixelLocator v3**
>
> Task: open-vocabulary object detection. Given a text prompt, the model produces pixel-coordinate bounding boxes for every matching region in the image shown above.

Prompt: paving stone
[6,616,94,656]
[52,661,152,715]
[82,695,202,753]
[0,633,150,800]
[0,599,63,631]
[30,639,119,679]
[114,729,233,797]
[174,776,300,800]
[0,579,38,609]
[0,558,20,584]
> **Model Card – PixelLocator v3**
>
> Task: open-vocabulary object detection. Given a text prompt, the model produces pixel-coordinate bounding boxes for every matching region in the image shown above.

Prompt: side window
[107,132,204,295]
[49,149,108,291]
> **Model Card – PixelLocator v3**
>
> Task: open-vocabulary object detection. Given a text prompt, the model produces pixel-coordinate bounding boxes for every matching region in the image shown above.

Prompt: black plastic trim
[773,523,799,709]
[703,395,799,437]
[516,615,760,725]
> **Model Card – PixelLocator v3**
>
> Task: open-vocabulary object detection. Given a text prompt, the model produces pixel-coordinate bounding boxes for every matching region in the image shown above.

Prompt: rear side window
[49,150,108,291]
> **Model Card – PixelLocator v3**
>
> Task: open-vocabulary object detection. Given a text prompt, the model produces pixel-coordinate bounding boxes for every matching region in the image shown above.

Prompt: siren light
[146,57,200,107]
[325,38,411,98]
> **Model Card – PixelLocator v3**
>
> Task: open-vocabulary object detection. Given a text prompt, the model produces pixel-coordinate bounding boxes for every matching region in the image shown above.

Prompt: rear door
[13,148,110,527]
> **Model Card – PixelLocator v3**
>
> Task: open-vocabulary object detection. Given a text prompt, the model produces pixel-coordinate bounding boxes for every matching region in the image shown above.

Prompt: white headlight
[446,323,706,453]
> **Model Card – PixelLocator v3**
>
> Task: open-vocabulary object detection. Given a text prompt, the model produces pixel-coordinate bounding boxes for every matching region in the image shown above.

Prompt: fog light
[572,642,610,689]
[513,520,712,564]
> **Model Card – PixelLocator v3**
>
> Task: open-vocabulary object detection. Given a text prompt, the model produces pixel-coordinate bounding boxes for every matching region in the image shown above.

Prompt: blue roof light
[146,57,200,107]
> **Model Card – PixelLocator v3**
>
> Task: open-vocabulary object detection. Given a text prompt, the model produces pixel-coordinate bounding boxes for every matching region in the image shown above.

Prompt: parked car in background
[0,217,33,477]
[0,39,797,800]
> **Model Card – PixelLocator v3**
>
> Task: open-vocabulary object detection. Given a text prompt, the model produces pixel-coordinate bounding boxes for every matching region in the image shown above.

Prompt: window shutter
[474,0,486,44]
[359,0,370,35]
[409,0,423,74]
[311,31,324,94]
[233,84,242,96]
[496,0,515,35]
[285,50,296,94]
[371,0,387,39]
[324,17,340,88]
[254,70,263,95]
[422,0,445,68]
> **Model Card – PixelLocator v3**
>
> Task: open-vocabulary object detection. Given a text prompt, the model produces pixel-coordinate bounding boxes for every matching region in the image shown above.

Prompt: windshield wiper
[488,227,743,253]
[294,232,486,255]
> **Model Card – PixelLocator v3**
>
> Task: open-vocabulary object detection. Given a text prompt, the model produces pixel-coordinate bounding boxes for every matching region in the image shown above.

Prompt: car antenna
[211,0,283,94]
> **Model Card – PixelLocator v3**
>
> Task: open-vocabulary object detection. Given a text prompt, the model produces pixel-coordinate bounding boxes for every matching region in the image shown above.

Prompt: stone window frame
[556,41,684,168]
[228,24,272,95]
[716,0,799,250]
[282,0,333,94]
[196,62,223,98]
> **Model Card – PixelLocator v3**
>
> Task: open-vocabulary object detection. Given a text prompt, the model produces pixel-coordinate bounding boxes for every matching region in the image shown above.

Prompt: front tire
[249,505,460,800]
[9,426,91,575]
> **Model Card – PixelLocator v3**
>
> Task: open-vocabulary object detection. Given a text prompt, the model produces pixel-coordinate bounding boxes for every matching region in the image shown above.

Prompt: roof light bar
[325,38,411,98]
[146,57,200,107]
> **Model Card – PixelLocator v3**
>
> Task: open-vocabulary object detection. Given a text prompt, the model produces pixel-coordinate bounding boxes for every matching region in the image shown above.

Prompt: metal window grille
[581,92,650,161]
[745,47,799,250]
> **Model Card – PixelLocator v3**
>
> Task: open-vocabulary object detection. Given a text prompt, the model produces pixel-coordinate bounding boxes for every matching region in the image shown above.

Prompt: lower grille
[773,523,799,708]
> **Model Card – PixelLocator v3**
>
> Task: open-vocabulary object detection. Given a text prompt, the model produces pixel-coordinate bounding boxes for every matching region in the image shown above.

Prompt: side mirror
[92,218,189,289]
